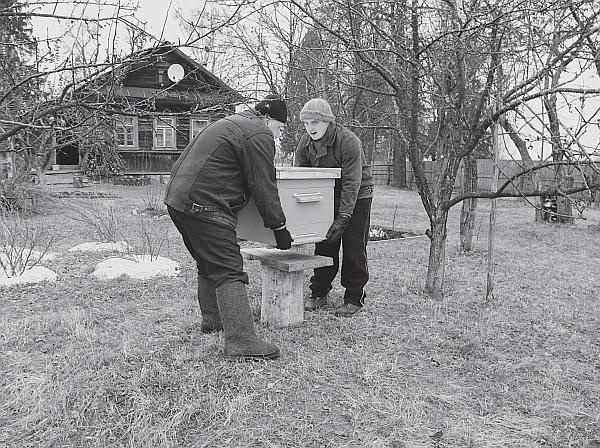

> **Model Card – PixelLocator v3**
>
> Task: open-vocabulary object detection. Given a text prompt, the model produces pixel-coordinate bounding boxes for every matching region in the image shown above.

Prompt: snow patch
[68,241,133,253]
[0,266,58,287]
[91,255,180,280]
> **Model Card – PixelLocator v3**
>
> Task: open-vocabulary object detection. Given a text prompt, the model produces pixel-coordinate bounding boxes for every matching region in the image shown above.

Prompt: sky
[136,1,186,44]
[31,1,190,51]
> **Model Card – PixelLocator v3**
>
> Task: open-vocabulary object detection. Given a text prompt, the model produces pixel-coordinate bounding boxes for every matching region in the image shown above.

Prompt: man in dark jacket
[294,98,374,317]
[165,95,293,360]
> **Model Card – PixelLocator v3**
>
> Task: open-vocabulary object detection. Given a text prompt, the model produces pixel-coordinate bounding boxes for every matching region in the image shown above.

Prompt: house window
[116,116,137,148]
[191,118,209,140]
[155,117,176,149]
[158,69,168,85]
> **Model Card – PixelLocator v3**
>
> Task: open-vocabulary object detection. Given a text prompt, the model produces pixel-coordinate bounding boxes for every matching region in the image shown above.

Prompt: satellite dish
[167,64,185,83]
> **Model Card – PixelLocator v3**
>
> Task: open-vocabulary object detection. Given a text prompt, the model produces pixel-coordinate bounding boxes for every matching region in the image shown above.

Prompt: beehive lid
[275,166,341,179]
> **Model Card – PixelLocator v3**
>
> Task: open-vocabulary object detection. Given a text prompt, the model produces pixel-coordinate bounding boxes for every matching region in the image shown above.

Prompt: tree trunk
[544,65,573,223]
[534,175,546,222]
[499,116,546,222]
[557,175,574,224]
[425,214,448,300]
[37,141,52,187]
[36,167,46,186]
[390,0,408,189]
[392,130,407,188]
[459,156,477,252]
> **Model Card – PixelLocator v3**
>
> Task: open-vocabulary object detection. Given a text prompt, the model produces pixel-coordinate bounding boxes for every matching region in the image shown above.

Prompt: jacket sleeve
[294,135,311,167]
[337,133,363,216]
[240,131,287,229]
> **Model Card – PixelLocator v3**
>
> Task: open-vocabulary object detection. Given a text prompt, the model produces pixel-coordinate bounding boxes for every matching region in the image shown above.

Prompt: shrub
[0,170,47,213]
[127,213,168,261]
[68,199,123,243]
[138,181,166,215]
[0,210,54,277]
[80,126,127,180]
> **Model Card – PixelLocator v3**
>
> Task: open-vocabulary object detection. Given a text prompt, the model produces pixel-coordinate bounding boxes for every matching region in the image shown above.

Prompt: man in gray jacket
[295,98,373,317]
[165,95,293,360]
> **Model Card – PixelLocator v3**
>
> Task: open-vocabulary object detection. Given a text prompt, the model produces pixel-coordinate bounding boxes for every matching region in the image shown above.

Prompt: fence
[371,159,598,193]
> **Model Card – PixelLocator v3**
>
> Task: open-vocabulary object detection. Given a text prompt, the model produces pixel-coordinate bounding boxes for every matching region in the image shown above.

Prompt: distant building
[52,42,244,174]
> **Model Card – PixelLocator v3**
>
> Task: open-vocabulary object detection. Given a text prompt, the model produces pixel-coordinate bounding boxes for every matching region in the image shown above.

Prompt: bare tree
[176,0,309,161]
[179,1,401,165]
[63,0,599,300]
[0,1,149,178]
[285,0,600,299]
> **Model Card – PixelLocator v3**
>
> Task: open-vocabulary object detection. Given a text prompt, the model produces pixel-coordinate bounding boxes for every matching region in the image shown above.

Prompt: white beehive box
[236,167,341,245]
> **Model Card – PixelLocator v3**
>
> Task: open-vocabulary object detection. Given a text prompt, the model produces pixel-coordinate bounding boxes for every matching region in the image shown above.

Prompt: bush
[80,126,127,180]
[0,210,54,277]
[0,170,47,213]
[67,199,123,243]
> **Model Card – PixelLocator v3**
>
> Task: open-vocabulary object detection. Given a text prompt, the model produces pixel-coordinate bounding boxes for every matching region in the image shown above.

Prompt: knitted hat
[254,94,288,124]
[299,98,335,122]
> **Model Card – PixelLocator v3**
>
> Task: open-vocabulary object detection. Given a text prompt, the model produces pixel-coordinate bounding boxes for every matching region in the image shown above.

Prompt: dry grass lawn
[1,182,599,447]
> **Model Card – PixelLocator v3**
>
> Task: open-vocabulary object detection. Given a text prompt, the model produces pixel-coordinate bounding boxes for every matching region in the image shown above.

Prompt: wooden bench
[241,247,333,327]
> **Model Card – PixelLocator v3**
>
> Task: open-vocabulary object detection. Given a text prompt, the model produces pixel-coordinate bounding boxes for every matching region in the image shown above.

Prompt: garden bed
[368,224,423,241]
[112,175,152,186]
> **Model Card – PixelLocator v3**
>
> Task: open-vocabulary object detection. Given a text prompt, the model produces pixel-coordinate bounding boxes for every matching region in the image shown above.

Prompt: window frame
[115,115,138,150]
[154,116,177,149]
[190,118,209,141]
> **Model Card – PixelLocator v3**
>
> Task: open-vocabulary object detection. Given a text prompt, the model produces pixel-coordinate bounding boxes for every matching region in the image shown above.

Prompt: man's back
[164,111,285,230]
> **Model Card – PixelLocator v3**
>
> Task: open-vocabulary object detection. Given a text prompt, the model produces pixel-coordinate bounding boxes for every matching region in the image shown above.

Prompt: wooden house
[51,42,244,175]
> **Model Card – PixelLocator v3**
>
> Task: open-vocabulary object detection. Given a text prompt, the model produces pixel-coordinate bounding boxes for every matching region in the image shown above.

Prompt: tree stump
[241,247,333,327]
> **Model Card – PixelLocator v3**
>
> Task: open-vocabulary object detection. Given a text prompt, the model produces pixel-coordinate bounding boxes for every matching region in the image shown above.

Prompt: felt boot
[216,281,280,360]
[197,274,223,333]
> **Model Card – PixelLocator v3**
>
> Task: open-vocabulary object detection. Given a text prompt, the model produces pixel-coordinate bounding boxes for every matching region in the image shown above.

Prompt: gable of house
[58,43,245,173]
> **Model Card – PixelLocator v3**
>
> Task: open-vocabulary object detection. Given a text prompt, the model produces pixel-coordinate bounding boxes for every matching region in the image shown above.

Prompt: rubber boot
[197,274,223,333]
[215,281,280,360]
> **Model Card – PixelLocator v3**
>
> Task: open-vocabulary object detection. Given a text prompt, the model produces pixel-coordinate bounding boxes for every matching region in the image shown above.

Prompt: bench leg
[259,264,304,327]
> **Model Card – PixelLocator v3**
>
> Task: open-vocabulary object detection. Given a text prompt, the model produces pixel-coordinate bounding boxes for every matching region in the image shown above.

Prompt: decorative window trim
[115,116,138,150]
[191,118,209,141]
[154,116,176,149]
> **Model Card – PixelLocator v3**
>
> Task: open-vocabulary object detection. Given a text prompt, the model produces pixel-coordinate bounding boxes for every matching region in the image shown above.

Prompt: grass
[1,182,600,447]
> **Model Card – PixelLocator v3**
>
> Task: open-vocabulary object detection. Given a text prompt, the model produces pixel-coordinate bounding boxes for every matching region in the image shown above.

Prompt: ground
[1,182,599,448]
[0,242,179,286]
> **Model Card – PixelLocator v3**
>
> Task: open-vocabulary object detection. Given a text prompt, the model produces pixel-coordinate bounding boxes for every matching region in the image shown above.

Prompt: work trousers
[309,197,372,306]
[167,206,248,287]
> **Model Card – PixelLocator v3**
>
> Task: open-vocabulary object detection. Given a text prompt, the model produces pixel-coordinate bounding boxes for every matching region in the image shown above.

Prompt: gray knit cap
[299,98,335,122]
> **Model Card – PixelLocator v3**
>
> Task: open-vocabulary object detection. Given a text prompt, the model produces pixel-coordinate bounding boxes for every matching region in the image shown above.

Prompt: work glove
[273,227,294,250]
[325,213,351,243]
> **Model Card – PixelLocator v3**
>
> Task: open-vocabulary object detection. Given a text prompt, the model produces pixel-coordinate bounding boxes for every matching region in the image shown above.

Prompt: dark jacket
[294,122,373,216]
[164,110,286,230]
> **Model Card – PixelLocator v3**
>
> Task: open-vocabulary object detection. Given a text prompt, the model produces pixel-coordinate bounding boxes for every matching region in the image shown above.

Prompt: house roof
[75,42,244,105]
[129,42,240,94]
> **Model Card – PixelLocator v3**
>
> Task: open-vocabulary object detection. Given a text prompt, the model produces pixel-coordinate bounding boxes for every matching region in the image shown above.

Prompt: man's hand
[325,213,351,243]
[273,227,294,250]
